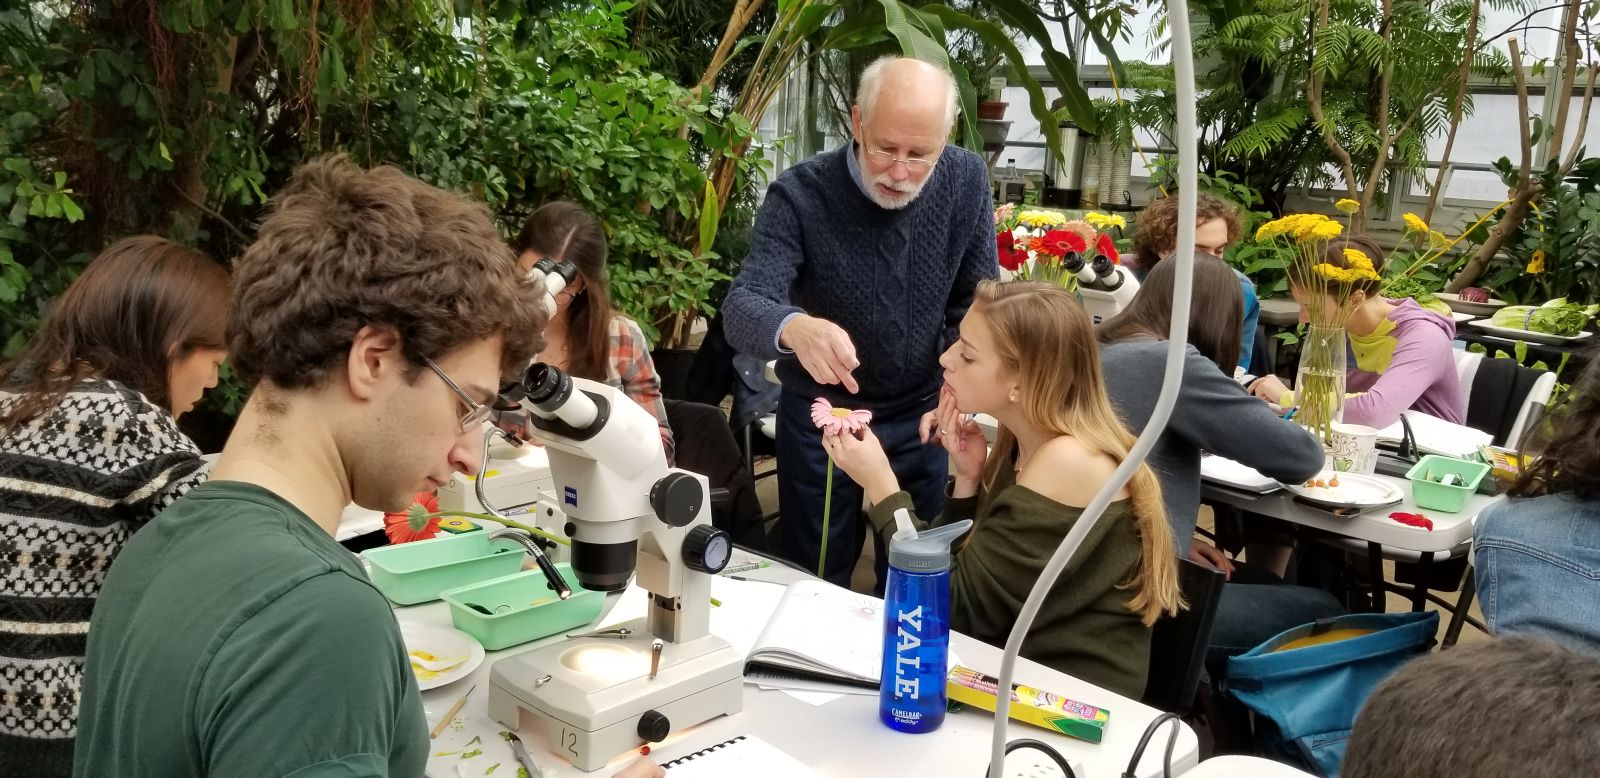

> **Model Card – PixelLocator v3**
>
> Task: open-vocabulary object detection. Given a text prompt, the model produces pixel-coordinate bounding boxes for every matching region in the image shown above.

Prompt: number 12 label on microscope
[559,726,580,759]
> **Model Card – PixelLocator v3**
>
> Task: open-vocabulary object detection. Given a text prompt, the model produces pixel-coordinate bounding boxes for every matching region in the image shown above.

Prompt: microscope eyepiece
[522,363,599,430]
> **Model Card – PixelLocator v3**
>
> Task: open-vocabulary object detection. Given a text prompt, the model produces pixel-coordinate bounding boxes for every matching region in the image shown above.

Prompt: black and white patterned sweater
[0,378,210,775]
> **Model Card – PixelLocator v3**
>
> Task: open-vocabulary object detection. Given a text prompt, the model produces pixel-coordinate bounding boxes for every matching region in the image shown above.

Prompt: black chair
[1142,556,1227,714]
[665,399,769,551]
[1464,356,1554,447]
[680,310,780,514]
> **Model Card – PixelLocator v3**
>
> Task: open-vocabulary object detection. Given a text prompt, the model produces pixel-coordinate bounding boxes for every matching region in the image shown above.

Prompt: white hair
[856,56,960,133]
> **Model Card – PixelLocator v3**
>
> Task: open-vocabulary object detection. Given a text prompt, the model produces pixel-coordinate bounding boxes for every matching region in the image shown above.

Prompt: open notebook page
[1376,410,1492,459]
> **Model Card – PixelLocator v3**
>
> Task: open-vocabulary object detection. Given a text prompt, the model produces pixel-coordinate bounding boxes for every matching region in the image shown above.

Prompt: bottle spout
[889,519,972,574]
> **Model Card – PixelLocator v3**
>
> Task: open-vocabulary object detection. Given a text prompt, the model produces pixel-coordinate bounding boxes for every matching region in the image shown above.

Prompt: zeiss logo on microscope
[564,486,579,508]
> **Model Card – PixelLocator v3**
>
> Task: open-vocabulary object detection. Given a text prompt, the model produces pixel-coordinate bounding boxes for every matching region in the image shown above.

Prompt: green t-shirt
[74,481,427,777]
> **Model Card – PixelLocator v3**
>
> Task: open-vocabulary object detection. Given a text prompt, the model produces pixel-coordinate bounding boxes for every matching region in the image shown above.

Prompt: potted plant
[977,75,1008,120]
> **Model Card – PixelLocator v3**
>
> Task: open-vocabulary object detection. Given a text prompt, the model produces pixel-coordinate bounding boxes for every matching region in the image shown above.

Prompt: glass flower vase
[1294,324,1347,446]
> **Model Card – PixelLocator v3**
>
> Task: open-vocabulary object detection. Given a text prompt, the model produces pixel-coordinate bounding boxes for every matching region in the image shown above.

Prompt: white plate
[1437,292,1508,317]
[398,621,484,691]
[1283,471,1406,510]
[1449,311,1477,324]
[1465,320,1595,345]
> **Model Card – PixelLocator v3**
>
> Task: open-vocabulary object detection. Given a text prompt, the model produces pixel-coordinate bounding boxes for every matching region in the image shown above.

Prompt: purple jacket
[1344,298,1465,427]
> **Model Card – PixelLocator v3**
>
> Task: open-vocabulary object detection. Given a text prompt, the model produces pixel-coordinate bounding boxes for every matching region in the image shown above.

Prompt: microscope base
[488,627,744,772]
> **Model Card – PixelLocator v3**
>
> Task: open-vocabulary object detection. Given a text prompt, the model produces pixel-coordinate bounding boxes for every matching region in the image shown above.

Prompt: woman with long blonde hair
[827,280,1180,698]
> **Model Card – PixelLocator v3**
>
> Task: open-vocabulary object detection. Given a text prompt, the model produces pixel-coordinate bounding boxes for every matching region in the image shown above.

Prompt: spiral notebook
[662,734,820,776]
[743,580,885,690]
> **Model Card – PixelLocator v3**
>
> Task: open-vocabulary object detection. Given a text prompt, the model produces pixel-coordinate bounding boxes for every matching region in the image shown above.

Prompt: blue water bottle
[879,515,973,733]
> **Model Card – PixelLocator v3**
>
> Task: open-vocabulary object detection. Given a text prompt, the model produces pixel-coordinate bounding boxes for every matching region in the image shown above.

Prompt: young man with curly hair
[72,157,546,776]
[1130,193,1259,372]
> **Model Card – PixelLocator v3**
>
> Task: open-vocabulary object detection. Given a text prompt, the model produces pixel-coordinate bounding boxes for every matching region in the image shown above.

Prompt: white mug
[1327,423,1380,474]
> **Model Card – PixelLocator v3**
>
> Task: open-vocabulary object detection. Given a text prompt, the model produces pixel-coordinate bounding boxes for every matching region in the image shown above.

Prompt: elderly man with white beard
[723,56,998,590]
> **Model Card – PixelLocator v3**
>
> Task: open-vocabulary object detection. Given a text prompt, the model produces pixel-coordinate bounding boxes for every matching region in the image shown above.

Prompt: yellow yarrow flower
[1343,248,1375,272]
[1527,249,1546,274]
[1254,214,1305,241]
[1255,217,1292,242]
[1313,263,1353,282]
[1335,198,1361,214]
[1429,230,1451,250]
[1292,215,1344,243]
[1403,212,1429,233]
[1314,261,1380,284]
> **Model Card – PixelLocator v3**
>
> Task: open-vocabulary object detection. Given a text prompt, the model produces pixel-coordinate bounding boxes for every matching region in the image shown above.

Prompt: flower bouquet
[994,206,1123,292]
[1254,212,1380,444]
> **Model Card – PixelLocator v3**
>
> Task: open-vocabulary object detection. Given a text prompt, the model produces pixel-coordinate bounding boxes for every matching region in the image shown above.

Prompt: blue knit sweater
[722,145,999,412]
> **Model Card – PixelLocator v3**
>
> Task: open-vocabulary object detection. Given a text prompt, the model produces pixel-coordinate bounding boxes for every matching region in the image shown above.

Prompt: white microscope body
[1077,263,1141,325]
[484,363,742,772]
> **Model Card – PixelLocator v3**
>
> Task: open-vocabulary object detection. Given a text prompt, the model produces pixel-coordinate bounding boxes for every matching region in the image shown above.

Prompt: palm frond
[1222,105,1310,159]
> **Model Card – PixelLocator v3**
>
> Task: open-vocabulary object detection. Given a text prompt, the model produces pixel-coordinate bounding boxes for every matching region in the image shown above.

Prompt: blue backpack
[1225,611,1438,776]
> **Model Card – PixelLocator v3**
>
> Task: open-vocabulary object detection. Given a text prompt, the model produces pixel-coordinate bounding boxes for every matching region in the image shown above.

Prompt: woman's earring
[1009,391,1018,403]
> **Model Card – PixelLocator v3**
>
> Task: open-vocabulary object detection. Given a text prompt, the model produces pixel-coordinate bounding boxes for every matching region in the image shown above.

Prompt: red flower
[997,231,1015,254]
[1096,232,1120,264]
[999,247,1027,271]
[384,491,442,544]
[1032,229,1087,258]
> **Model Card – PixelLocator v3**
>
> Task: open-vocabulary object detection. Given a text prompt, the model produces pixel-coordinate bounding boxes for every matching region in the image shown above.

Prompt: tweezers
[565,627,632,639]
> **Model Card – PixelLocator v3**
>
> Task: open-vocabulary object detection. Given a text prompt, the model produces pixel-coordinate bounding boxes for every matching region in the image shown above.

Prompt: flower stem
[419,511,571,547]
[818,457,834,578]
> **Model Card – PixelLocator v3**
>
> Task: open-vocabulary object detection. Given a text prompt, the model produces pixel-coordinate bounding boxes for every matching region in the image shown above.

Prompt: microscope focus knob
[650,472,704,528]
[682,525,732,574]
[637,709,671,742]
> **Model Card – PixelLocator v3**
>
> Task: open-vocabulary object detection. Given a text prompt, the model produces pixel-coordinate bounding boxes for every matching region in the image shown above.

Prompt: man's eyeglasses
[865,148,938,172]
[424,357,493,433]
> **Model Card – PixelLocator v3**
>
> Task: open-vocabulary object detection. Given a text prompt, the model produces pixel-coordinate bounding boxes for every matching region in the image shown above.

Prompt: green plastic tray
[363,533,524,605]
[1406,455,1491,513]
[441,564,604,650]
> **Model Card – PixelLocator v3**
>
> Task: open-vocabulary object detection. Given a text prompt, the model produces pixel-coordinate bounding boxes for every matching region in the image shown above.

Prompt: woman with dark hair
[515,202,673,462]
[1474,349,1600,652]
[1098,253,1338,671]
[0,236,230,775]
[1249,235,1463,427]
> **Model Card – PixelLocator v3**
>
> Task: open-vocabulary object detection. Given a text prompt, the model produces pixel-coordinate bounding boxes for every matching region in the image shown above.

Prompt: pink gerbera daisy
[811,398,873,435]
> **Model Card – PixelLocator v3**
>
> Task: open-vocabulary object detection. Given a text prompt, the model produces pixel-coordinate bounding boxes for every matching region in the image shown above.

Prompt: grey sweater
[1099,338,1326,548]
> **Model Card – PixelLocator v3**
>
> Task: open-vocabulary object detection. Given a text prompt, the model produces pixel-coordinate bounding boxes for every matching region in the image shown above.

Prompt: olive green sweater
[868,458,1152,699]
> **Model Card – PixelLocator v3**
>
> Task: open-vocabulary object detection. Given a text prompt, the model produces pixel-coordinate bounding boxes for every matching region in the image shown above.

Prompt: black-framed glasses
[865,147,938,172]
[424,357,493,433]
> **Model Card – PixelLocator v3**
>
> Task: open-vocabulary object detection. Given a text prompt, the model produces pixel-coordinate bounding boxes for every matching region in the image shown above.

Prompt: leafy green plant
[343,4,763,346]
[1464,155,1600,305]
[1,0,763,402]
[1134,0,1508,218]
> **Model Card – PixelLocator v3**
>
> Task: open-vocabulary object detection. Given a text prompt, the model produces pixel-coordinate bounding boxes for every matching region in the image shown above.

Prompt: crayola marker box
[946,666,1110,743]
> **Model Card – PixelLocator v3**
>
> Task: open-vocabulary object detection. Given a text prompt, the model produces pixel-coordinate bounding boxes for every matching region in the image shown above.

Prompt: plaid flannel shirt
[607,316,675,465]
